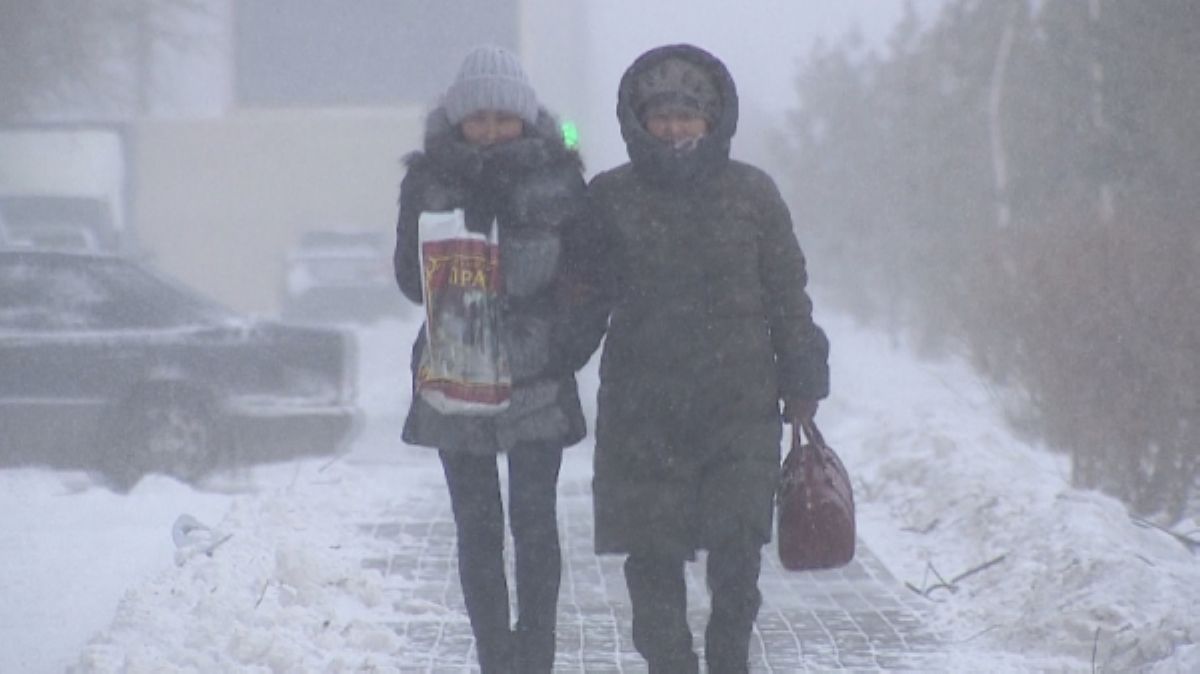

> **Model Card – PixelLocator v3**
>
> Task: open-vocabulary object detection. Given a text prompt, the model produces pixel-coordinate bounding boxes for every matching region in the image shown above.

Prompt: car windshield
[0,254,234,332]
[0,195,112,230]
[0,195,117,251]
[2,222,99,251]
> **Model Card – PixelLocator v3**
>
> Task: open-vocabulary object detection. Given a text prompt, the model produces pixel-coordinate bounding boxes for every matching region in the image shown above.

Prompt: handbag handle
[796,419,826,450]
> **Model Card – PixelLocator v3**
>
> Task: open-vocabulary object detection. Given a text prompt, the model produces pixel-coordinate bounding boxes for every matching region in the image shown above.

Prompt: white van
[0,125,133,253]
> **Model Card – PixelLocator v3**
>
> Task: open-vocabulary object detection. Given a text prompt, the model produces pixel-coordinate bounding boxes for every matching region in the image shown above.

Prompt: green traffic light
[561,121,579,150]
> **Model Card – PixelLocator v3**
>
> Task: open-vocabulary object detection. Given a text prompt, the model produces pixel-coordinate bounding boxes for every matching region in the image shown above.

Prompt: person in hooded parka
[563,43,831,673]
[393,45,592,674]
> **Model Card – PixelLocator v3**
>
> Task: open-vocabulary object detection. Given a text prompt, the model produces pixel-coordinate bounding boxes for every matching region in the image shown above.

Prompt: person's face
[643,107,709,144]
[460,110,524,146]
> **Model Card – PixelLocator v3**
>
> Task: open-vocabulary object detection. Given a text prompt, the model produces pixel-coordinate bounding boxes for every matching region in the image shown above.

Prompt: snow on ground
[0,469,234,673]
[69,462,428,673]
[2,312,1198,672]
[820,314,1200,672]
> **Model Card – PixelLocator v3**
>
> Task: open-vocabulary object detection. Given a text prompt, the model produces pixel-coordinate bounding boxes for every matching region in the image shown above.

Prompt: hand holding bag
[777,419,856,570]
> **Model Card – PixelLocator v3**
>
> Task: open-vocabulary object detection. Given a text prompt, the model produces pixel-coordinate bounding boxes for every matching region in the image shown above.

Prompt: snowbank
[70,465,417,673]
[823,313,1200,671]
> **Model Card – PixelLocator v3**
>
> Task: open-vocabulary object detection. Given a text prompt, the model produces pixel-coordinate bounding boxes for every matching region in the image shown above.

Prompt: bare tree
[783,0,1200,522]
[0,0,203,121]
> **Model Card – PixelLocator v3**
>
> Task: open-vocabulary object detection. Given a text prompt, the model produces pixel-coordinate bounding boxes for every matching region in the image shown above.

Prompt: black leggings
[439,444,563,674]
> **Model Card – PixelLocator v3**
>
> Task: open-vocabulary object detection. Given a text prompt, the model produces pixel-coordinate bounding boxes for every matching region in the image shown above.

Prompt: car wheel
[104,396,220,490]
[135,398,219,483]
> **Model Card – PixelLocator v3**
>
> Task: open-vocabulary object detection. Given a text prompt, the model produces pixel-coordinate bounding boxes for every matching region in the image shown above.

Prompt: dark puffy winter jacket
[394,107,589,454]
[569,44,830,559]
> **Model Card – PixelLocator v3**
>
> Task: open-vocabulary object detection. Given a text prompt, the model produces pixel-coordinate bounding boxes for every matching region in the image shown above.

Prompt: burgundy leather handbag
[777,420,856,571]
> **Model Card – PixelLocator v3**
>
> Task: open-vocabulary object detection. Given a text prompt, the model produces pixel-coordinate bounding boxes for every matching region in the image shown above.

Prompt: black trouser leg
[440,450,512,673]
[507,444,564,673]
[623,552,700,673]
[704,533,763,674]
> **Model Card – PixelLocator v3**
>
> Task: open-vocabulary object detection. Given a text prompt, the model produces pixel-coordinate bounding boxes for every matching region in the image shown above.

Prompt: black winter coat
[568,44,830,559]
[394,107,589,454]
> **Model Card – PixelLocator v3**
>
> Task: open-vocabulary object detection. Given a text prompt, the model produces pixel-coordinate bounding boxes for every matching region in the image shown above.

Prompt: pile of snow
[70,464,419,673]
[823,313,1200,671]
[0,470,234,674]
[67,318,432,673]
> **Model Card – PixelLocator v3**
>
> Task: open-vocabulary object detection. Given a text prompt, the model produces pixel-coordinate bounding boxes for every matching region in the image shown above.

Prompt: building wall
[134,107,422,314]
[131,0,587,314]
[519,0,590,133]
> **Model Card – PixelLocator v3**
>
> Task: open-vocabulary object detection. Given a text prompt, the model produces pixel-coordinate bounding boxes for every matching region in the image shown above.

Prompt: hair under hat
[443,45,539,126]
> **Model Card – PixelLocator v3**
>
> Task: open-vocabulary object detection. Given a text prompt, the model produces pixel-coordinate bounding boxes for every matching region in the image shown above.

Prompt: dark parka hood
[408,105,581,185]
[617,44,739,187]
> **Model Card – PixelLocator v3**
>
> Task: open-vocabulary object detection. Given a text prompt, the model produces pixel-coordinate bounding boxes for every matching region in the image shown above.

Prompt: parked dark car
[0,249,360,490]
[280,229,407,325]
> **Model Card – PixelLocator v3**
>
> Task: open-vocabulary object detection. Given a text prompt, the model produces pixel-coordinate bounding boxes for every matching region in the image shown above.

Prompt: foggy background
[3,0,1198,531]
[3,1,925,312]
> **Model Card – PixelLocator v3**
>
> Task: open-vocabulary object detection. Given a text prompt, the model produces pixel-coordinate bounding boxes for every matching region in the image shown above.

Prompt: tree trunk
[988,3,1019,230]
[1089,0,1115,223]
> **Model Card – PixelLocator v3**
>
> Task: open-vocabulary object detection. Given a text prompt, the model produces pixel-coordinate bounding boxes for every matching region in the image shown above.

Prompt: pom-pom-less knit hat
[443,45,539,126]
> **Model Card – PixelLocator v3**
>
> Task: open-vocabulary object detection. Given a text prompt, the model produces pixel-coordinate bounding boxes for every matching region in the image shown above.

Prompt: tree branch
[906,554,1008,599]
[1129,516,1200,553]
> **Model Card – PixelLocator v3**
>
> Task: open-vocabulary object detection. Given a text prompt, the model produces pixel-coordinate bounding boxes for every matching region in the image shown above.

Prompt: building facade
[133,0,586,313]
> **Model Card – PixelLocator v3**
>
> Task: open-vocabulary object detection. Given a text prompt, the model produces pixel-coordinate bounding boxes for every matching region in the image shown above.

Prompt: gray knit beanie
[443,45,539,126]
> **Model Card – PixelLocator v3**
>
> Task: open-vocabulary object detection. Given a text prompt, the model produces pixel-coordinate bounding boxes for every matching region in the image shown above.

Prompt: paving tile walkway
[353,444,947,673]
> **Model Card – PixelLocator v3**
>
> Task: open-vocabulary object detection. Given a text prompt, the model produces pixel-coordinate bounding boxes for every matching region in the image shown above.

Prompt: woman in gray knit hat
[393,45,591,674]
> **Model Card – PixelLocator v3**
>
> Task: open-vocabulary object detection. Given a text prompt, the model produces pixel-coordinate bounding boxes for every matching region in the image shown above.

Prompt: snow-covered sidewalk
[62,437,949,671]
[4,313,1197,672]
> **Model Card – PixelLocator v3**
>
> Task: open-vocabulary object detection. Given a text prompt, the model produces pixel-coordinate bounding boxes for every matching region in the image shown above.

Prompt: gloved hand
[783,397,819,426]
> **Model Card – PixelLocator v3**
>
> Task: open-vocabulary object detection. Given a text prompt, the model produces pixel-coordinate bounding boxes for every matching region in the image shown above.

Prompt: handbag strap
[797,419,826,450]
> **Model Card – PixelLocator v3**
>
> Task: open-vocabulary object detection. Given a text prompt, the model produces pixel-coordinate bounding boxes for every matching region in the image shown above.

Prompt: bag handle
[796,419,826,450]
[782,420,827,496]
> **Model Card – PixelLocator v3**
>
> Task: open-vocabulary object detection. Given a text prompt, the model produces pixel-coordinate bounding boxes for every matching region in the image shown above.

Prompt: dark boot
[476,628,514,674]
[704,536,763,674]
[509,445,564,673]
[624,553,699,673]
[513,626,556,673]
[648,652,701,674]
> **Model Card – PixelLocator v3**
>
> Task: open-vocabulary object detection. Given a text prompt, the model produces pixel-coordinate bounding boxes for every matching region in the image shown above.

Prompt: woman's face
[460,110,525,146]
[643,107,709,144]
